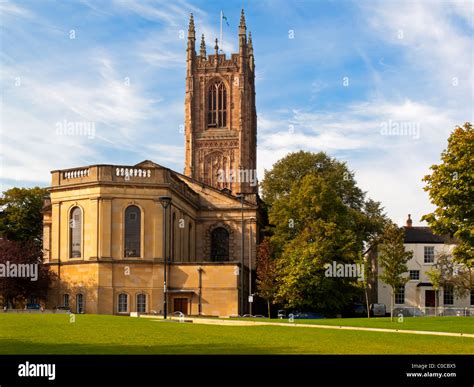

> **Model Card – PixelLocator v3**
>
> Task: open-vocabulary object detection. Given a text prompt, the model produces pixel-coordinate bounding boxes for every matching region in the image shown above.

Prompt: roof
[404,226,455,244]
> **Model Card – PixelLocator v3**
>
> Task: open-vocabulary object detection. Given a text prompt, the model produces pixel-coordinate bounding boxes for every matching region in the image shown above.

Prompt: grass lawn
[235,316,474,334]
[0,314,473,354]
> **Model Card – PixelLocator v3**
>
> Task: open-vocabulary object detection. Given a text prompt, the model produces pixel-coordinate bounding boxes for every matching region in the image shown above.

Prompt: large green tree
[422,122,473,265]
[264,151,388,314]
[0,187,47,244]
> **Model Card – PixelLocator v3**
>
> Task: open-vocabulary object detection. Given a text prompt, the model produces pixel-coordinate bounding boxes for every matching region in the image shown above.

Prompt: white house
[377,215,473,316]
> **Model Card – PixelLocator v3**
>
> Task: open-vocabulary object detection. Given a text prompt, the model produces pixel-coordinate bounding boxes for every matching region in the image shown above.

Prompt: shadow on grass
[0,339,291,355]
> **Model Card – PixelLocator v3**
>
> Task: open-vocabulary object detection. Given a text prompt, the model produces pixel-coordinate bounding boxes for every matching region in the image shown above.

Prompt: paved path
[147,316,474,338]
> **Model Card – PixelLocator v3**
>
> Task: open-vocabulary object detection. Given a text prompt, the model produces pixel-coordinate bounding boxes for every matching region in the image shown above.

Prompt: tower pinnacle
[200,34,206,57]
[188,13,195,38]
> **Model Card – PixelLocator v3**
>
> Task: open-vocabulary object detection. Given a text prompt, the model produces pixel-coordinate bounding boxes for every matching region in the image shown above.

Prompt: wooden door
[173,298,188,315]
[425,290,436,307]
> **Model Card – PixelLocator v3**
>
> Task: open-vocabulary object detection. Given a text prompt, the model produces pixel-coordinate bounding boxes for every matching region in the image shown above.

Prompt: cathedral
[42,10,261,317]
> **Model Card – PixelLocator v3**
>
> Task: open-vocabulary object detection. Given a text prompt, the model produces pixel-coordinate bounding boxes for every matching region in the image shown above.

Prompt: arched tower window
[207,81,227,128]
[211,227,229,261]
[69,207,82,258]
[124,205,141,257]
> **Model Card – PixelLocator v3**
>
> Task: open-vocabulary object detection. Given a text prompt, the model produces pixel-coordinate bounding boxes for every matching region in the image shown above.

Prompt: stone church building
[43,10,261,317]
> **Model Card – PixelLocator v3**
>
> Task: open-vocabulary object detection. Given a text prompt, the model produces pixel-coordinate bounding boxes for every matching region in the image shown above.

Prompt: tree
[422,122,473,266]
[0,239,56,308]
[261,151,364,210]
[426,253,473,315]
[378,224,413,321]
[0,187,48,245]
[262,152,387,314]
[256,238,278,318]
[355,252,373,318]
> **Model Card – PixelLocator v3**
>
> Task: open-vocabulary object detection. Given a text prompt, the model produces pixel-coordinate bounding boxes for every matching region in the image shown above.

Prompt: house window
[207,81,227,128]
[63,294,70,307]
[136,294,147,313]
[409,270,420,280]
[424,246,435,263]
[471,290,474,306]
[211,227,229,261]
[69,207,82,258]
[395,285,405,305]
[443,285,454,305]
[76,294,84,314]
[118,293,128,313]
[124,205,141,257]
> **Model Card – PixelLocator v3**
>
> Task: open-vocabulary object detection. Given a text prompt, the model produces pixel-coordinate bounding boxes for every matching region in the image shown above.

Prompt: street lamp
[236,193,245,316]
[159,196,172,319]
[248,217,256,316]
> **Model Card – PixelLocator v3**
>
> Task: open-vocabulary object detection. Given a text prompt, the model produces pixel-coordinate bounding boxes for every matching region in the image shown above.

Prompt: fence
[393,306,473,317]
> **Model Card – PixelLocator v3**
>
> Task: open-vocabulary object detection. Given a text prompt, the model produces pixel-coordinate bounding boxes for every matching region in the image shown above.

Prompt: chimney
[406,214,413,227]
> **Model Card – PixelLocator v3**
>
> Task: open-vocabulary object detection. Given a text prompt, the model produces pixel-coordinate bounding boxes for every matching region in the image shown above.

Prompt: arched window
[124,205,141,257]
[207,81,227,128]
[136,294,147,313]
[118,293,128,313]
[63,294,70,307]
[211,227,230,261]
[76,294,84,314]
[70,207,82,258]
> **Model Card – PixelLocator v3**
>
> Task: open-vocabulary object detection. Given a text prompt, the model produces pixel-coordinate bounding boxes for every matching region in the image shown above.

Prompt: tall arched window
[211,227,229,261]
[63,294,70,307]
[70,207,82,258]
[124,205,141,257]
[76,293,84,314]
[136,294,147,313]
[118,293,128,313]
[207,81,227,128]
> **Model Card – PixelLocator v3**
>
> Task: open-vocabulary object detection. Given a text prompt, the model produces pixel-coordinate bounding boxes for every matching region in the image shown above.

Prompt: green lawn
[234,316,474,334]
[0,314,473,354]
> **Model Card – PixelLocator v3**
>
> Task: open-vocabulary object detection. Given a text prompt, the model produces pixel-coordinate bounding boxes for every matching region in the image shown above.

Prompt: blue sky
[1,0,473,225]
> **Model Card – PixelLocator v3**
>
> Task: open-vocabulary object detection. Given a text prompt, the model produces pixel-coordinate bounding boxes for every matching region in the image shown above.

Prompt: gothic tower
[184,10,257,195]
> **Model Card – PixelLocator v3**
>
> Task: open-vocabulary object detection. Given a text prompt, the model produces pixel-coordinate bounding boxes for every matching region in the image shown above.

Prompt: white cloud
[0,1,32,19]
[257,97,464,225]
[361,0,473,100]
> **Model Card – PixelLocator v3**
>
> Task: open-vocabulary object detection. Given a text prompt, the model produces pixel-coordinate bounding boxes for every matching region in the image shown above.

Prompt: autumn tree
[256,237,278,318]
[378,223,412,321]
[0,239,56,308]
[422,122,473,266]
